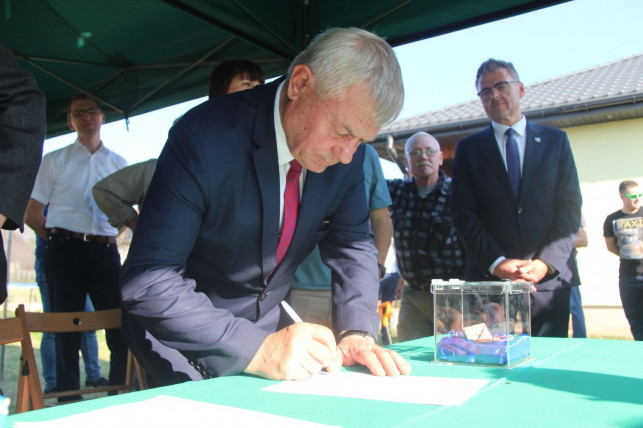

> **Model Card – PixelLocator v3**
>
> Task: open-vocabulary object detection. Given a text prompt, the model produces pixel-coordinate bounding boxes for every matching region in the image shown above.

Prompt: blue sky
[44,0,642,177]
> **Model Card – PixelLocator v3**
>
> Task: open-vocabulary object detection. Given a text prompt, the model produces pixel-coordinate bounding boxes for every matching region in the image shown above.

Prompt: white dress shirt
[491,115,527,174]
[488,116,527,274]
[273,81,306,229]
[31,139,127,236]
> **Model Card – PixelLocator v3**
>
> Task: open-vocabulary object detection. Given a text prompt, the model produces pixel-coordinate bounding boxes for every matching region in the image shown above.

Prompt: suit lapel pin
[535,137,541,143]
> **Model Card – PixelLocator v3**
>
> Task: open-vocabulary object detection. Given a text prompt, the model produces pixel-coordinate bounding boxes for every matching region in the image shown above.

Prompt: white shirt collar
[491,115,527,171]
[492,115,527,140]
[273,81,293,167]
[72,138,105,155]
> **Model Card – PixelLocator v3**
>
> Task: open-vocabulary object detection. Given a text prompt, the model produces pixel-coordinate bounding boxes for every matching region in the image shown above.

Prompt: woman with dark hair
[93,60,265,233]
[208,60,265,99]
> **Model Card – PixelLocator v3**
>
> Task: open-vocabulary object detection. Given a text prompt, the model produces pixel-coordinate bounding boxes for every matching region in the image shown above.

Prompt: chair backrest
[15,304,146,402]
[0,314,45,412]
[19,306,122,333]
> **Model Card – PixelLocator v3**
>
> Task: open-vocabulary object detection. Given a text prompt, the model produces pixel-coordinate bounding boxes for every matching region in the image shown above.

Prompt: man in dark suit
[450,58,582,337]
[120,27,411,386]
[0,43,46,303]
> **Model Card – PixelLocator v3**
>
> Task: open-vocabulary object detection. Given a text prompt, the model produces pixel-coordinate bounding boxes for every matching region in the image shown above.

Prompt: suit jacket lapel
[292,168,325,253]
[479,126,516,200]
[251,81,281,282]
[520,121,544,196]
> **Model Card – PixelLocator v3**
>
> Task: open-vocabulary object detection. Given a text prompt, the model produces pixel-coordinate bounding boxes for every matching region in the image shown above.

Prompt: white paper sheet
[263,372,489,406]
[12,395,339,428]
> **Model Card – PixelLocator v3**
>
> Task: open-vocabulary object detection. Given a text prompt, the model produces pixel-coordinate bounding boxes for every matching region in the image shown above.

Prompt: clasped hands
[492,258,549,287]
[245,322,411,380]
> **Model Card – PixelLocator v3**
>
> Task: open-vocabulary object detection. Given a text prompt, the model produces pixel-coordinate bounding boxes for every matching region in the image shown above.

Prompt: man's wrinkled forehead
[408,135,440,151]
[477,66,516,88]
[70,99,99,111]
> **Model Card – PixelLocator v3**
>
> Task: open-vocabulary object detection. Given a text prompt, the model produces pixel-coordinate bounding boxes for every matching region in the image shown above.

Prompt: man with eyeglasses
[451,58,582,338]
[603,180,642,340]
[387,132,464,341]
[25,93,128,400]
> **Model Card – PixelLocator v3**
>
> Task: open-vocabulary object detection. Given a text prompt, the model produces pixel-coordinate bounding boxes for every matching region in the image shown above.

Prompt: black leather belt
[49,227,117,245]
[406,282,432,293]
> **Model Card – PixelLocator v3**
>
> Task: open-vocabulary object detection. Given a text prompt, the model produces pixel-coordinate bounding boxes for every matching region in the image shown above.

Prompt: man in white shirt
[25,93,128,400]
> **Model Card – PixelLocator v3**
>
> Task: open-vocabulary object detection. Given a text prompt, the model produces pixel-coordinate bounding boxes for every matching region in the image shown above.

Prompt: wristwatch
[377,263,387,277]
[337,329,377,344]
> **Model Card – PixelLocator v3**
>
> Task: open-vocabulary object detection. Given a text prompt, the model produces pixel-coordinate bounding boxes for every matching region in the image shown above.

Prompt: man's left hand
[333,335,412,376]
[516,259,549,283]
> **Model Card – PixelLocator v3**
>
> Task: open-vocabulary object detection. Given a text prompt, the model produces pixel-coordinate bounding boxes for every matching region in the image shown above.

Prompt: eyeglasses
[406,149,439,158]
[477,80,520,99]
[69,107,101,118]
[622,192,642,200]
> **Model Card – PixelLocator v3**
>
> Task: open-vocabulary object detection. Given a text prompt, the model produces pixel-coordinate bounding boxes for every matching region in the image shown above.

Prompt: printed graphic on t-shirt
[613,216,643,260]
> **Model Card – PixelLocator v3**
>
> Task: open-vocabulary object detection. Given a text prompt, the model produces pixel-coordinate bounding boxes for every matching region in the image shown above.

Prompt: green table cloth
[7,338,643,427]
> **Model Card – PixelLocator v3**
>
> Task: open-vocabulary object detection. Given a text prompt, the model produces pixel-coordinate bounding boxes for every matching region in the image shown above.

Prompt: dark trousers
[0,232,7,304]
[619,276,643,341]
[46,236,127,397]
[531,287,571,338]
[379,272,400,303]
[569,286,587,338]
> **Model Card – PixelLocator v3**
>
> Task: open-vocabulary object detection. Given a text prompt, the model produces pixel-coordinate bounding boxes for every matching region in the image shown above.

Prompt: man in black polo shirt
[387,132,465,341]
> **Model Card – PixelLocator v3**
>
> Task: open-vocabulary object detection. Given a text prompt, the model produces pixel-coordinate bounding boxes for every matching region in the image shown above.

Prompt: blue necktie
[505,128,520,197]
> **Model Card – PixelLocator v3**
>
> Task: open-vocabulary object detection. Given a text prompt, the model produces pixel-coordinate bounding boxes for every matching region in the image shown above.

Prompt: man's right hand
[492,258,531,280]
[492,258,539,291]
[245,322,341,380]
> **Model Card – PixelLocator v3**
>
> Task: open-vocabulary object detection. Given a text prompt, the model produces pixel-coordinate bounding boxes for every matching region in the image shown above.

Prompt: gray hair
[475,58,520,89]
[287,27,404,126]
[405,131,440,153]
[620,180,639,193]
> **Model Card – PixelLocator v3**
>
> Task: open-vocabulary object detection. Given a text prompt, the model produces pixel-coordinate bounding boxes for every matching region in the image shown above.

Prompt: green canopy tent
[1,0,566,138]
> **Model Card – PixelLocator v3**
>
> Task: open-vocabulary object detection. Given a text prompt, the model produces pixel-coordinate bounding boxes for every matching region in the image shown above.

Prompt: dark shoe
[85,377,109,388]
[58,395,83,403]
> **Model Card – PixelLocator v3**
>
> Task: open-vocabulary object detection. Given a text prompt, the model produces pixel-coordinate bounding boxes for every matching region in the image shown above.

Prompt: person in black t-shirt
[603,179,643,340]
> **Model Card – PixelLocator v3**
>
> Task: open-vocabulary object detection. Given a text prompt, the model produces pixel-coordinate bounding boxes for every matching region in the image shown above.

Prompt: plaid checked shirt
[387,170,464,290]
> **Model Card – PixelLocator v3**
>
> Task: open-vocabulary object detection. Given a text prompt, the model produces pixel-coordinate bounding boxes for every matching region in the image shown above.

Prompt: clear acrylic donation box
[431,279,533,368]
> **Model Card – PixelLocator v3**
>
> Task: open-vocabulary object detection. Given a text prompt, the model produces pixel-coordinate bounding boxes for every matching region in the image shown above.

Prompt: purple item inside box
[436,332,531,365]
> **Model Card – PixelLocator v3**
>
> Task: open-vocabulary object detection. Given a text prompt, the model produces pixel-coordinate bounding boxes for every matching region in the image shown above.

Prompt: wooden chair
[15,304,147,403]
[0,314,45,412]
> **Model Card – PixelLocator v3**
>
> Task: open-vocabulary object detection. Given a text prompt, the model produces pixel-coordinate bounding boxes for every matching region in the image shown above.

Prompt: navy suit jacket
[450,121,582,291]
[120,80,379,381]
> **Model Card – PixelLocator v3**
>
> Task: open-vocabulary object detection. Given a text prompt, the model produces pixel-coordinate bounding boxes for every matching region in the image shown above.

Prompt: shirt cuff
[541,259,555,274]
[489,256,505,275]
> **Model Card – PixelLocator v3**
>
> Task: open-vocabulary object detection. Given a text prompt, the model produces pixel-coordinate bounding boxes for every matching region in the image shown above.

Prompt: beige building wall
[565,117,643,307]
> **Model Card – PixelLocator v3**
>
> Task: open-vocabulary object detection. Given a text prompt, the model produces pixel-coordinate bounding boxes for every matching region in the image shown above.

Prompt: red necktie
[275,160,302,266]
